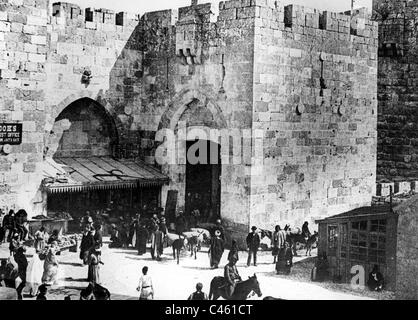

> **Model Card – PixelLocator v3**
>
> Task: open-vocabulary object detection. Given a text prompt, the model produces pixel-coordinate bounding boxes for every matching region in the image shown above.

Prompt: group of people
[0,209,30,247]
[0,224,61,300]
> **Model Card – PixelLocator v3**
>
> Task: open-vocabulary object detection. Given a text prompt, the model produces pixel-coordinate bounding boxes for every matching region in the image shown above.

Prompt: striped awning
[42,157,168,194]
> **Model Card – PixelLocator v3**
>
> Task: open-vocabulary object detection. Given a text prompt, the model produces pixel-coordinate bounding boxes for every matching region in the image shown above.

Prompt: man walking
[246,226,260,267]
[137,266,154,300]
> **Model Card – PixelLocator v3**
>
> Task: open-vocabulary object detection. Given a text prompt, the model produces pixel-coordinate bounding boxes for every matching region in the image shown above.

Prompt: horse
[209,274,262,300]
[305,231,319,256]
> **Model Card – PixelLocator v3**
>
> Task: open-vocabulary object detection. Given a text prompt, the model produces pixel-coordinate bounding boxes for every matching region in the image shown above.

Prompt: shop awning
[42,157,168,194]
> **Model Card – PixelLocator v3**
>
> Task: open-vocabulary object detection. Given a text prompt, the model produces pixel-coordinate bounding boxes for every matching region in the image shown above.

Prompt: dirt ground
[0,239,392,300]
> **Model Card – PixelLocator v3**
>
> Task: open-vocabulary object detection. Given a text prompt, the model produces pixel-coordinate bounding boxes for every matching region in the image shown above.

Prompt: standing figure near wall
[209,230,224,269]
[175,211,187,235]
[136,223,149,256]
[150,225,164,261]
[246,226,260,267]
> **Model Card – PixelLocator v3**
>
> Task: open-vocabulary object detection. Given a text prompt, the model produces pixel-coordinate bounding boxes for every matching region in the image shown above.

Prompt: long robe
[276,246,293,275]
[150,230,164,260]
[26,253,44,295]
[136,226,149,255]
[87,252,100,284]
[209,236,224,267]
[80,232,94,264]
[42,248,59,285]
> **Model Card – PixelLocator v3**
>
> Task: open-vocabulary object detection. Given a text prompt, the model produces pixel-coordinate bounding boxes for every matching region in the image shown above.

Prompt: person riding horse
[223,255,242,298]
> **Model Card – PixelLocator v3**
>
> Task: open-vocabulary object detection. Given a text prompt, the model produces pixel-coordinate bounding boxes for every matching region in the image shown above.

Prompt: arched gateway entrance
[42,98,168,232]
[158,89,227,226]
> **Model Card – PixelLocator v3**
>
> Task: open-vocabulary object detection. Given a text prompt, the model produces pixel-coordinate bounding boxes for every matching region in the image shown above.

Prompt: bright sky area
[63,0,373,14]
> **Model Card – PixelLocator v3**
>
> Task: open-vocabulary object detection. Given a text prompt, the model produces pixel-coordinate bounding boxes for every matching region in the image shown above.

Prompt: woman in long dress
[87,247,101,284]
[41,242,60,285]
[26,252,44,296]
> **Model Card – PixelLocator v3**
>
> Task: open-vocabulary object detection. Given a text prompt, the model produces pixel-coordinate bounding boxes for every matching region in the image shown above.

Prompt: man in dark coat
[14,247,28,300]
[246,226,260,267]
[209,230,224,269]
[136,223,149,256]
[175,211,186,235]
[93,223,103,257]
[80,226,94,265]
[214,219,225,241]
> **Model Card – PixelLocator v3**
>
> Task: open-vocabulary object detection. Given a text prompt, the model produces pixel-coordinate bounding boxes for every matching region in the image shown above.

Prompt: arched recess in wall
[158,89,227,131]
[44,97,119,159]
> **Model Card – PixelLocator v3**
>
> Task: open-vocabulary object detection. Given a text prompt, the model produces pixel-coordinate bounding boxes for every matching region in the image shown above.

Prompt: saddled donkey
[287,228,318,256]
[209,274,262,300]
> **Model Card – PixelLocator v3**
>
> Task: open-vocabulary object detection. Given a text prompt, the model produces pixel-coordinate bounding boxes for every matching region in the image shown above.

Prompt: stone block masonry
[0,0,378,245]
[374,0,418,182]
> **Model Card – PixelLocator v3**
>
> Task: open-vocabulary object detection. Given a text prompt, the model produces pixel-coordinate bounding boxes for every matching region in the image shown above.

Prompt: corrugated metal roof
[316,204,395,223]
[42,157,168,193]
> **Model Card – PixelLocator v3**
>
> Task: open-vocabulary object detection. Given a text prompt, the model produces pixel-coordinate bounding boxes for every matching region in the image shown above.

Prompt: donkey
[209,274,262,300]
[171,235,188,265]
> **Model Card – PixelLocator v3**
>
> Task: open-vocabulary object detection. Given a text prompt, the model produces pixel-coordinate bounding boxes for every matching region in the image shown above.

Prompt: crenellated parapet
[50,1,140,29]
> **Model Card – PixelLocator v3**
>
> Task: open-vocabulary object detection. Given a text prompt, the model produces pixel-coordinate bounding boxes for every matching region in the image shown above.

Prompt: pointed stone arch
[44,93,120,158]
[158,89,227,131]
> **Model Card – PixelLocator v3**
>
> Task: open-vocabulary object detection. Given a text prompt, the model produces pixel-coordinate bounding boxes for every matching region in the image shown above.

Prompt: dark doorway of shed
[185,139,221,225]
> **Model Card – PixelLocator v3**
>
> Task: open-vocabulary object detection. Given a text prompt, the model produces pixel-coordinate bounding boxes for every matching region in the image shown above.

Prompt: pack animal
[287,227,318,256]
[182,230,205,259]
[171,235,188,265]
[209,274,262,300]
[305,231,319,256]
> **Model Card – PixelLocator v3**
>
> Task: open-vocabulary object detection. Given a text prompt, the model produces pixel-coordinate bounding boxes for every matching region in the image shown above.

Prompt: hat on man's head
[251,226,257,231]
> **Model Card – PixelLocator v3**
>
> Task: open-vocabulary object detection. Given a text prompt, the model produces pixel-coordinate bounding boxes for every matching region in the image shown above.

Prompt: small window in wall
[340,223,348,258]
[328,225,338,253]
[369,219,387,264]
[350,220,369,261]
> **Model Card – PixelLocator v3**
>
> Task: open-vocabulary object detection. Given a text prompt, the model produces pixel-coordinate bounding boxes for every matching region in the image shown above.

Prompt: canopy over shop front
[42,157,168,193]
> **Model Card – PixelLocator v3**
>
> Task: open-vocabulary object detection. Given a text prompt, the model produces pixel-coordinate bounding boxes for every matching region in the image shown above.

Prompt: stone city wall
[0,0,378,242]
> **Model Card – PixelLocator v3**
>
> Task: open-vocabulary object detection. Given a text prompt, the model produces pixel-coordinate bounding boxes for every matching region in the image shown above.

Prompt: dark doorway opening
[185,140,221,225]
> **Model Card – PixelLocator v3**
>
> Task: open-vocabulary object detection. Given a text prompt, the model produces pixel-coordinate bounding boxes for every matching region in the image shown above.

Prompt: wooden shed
[316,204,398,290]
